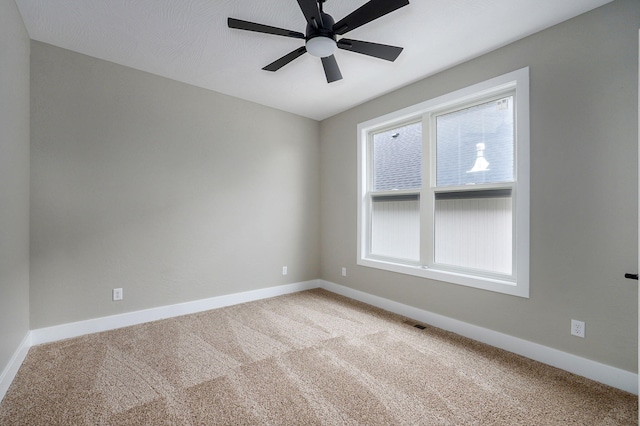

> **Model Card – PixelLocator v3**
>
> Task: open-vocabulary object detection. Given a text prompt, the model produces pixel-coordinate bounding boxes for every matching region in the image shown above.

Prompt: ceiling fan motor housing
[306,11,335,38]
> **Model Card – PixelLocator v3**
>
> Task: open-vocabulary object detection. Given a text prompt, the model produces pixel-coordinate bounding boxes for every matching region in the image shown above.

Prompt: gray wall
[30,42,320,328]
[12,0,640,378]
[320,0,639,372]
[0,0,30,372]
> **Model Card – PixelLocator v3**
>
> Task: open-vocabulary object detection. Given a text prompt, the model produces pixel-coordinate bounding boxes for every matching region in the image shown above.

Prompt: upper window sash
[429,91,516,189]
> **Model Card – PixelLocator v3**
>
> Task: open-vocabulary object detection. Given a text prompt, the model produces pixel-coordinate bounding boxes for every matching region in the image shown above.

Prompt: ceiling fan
[228,0,410,83]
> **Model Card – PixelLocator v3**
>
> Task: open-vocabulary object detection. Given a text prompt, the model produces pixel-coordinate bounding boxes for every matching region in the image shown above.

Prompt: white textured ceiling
[15,0,613,120]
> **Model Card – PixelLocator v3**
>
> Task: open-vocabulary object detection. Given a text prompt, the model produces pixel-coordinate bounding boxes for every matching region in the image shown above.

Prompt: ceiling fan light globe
[306,36,337,58]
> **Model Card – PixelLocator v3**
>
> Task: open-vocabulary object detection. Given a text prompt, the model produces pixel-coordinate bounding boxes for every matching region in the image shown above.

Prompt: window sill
[357,257,529,298]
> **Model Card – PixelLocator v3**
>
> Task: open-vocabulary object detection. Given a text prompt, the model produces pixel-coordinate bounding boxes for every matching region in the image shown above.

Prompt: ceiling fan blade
[263,47,307,72]
[228,18,304,39]
[321,55,343,83]
[296,0,323,29]
[337,39,403,61]
[333,0,410,36]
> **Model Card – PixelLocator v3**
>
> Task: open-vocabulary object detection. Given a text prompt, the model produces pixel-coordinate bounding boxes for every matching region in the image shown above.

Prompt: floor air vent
[403,319,427,330]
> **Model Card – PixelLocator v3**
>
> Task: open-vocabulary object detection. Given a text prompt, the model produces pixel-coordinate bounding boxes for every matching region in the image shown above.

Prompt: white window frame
[357,67,530,298]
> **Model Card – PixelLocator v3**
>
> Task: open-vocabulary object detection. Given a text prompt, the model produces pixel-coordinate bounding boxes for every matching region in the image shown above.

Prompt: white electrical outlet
[112,288,123,301]
[282,266,288,275]
[341,267,347,277]
[571,319,585,338]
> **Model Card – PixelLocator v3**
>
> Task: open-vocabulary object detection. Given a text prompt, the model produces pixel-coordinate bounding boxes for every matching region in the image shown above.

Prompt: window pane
[434,194,512,274]
[436,96,513,186]
[371,195,420,261]
[372,122,422,191]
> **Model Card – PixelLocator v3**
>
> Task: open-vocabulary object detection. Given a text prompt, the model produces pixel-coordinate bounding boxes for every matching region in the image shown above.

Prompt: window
[357,68,529,297]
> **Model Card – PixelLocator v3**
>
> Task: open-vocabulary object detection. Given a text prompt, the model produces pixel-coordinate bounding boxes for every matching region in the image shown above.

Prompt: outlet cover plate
[113,288,123,301]
[571,319,585,338]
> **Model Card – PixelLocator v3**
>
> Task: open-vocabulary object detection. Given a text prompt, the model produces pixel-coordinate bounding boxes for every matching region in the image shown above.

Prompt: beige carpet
[0,289,637,425]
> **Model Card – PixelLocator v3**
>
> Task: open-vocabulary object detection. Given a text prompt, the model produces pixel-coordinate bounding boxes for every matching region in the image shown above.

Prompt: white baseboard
[31,280,319,346]
[0,332,31,403]
[319,280,638,395]
[5,279,636,401]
